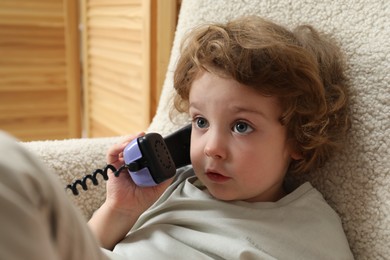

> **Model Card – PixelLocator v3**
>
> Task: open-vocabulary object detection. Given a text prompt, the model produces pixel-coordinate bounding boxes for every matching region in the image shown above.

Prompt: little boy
[89,16,353,259]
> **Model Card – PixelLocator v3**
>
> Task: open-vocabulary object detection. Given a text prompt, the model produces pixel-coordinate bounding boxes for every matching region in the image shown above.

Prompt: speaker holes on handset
[154,140,172,169]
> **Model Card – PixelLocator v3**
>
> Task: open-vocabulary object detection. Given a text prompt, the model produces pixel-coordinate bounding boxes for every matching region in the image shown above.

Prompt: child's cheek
[190,135,204,170]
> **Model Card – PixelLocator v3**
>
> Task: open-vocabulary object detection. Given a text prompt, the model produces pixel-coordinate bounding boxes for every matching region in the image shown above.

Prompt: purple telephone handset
[123,124,191,186]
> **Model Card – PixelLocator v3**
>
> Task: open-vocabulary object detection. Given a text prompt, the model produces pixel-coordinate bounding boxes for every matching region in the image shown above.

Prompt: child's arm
[88,134,173,250]
[87,199,142,250]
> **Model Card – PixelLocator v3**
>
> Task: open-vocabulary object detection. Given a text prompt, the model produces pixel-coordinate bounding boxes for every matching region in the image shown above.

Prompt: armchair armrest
[22,136,123,219]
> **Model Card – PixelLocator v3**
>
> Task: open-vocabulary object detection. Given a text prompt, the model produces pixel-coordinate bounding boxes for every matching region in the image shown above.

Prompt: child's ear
[290,150,303,160]
[288,139,303,160]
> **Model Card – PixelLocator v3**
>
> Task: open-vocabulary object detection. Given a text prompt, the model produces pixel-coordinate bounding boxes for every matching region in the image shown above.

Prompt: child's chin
[207,188,239,201]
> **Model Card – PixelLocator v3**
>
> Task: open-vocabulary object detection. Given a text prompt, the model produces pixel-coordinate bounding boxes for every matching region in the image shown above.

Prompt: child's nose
[204,130,227,159]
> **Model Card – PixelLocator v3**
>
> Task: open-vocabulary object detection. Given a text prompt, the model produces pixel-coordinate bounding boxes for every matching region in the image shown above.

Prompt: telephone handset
[124,124,192,187]
[66,124,192,195]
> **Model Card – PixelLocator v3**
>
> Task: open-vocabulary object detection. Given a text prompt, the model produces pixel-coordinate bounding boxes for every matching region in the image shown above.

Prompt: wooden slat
[150,0,178,119]
[0,89,67,115]
[0,51,66,63]
[64,0,82,138]
[0,1,63,10]
[0,82,66,92]
[89,28,142,41]
[88,0,141,7]
[89,35,142,53]
[88,45,143,66]
[89,56,141,76]
[88,17,142,30]
[2,116,69,141]
[89,69,142,97]
[88,5,142,16]
[0,16,64,27]
[0,26,64,47]
[90,84,144,109]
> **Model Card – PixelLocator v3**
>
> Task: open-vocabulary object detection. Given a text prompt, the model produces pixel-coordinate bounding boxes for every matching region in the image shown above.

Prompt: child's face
[189,72,296,202]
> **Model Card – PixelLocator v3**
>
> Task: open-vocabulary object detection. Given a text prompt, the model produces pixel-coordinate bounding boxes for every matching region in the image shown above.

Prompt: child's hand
[105,133,173,215]
[88,133,173,249]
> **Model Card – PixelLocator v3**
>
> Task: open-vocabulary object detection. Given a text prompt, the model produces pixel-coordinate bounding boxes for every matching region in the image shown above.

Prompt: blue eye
[233,122,253,134]
[195,117,209,129]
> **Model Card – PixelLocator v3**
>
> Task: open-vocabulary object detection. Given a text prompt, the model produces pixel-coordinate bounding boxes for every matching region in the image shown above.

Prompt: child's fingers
[121,132,145,144]
[107,132,145,164]
[107,143,126,164]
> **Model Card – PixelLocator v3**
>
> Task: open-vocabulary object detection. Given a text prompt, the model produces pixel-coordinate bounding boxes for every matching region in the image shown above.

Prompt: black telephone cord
[65,164,128,196]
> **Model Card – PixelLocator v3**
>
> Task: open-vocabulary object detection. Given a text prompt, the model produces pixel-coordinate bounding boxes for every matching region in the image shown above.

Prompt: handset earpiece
[124,124,192,186]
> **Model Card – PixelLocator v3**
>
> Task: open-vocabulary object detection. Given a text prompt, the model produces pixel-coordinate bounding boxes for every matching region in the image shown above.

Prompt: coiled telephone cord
[65,164,128,196]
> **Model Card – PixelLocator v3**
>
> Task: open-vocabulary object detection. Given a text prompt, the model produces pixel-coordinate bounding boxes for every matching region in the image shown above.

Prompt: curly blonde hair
[173,16,350,174]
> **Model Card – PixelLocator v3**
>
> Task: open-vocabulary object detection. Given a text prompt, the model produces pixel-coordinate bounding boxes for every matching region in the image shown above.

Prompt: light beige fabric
[0,131,107,260]
[113,167,353,259]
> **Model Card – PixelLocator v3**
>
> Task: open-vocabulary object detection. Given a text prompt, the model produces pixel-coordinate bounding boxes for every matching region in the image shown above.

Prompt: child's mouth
[206,171,231,182]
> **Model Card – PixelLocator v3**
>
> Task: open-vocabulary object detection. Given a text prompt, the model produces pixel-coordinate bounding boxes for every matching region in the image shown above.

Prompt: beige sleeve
[0,131,108,260]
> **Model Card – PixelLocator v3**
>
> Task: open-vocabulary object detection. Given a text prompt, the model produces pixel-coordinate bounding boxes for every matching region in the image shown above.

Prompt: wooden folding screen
[0,0,81,141]
[0,0,178,140]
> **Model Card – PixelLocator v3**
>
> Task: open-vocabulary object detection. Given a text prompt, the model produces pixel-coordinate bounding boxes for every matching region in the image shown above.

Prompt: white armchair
[23,0,389,258]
